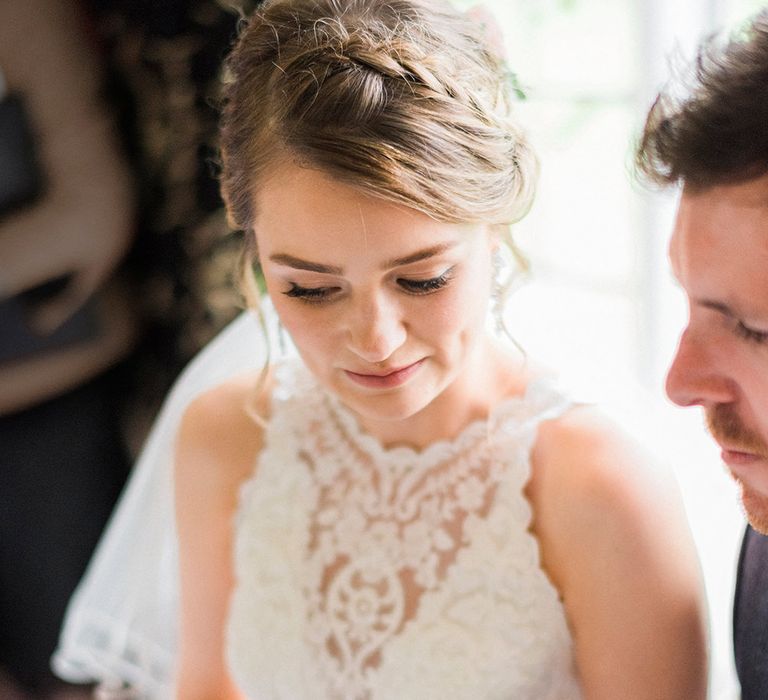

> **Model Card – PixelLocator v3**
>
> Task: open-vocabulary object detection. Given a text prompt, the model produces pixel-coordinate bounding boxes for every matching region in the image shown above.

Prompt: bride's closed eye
[283,283,340,303]
[397,267,456,295]
[283,267,456,304]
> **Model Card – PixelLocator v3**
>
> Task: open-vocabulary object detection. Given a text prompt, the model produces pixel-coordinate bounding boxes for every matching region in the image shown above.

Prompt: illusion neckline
[306,367,559,470]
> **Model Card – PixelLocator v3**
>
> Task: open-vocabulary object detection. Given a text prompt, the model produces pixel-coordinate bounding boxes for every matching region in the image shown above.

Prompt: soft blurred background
[1,2,255,696]
[0,0,764,697]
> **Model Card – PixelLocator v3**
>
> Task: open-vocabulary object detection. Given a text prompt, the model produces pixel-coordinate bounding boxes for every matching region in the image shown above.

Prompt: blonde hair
[219,0,536,311]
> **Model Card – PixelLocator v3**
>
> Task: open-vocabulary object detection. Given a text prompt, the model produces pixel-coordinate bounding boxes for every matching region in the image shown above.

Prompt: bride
[55,0,707,698]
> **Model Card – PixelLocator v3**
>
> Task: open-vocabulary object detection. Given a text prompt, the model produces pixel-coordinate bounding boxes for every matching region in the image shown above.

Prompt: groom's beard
[707,403,768,534]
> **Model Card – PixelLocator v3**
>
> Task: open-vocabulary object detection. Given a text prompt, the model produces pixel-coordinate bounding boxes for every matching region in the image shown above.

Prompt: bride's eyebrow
[268,254,343,274]
[268,241,459,275]
[382,242,459,270]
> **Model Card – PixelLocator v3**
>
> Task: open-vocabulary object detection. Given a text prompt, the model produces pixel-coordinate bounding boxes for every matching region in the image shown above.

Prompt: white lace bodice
[226,361,584,699]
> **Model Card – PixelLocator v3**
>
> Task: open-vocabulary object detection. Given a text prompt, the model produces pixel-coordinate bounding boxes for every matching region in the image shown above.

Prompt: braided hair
[219,0,535,230]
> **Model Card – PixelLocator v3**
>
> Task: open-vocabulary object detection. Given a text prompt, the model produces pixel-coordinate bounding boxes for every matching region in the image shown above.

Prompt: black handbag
[0,86,45,216]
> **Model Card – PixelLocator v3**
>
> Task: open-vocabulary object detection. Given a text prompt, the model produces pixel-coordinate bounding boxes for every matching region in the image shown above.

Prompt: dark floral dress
[88,0,258,422]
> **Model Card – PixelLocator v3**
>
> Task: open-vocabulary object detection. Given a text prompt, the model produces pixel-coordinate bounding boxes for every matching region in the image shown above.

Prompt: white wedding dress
[53,310,584,699]
[226,360,583,699]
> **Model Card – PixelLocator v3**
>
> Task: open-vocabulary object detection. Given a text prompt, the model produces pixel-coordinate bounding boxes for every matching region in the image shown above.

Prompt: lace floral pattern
[226,361,584,699]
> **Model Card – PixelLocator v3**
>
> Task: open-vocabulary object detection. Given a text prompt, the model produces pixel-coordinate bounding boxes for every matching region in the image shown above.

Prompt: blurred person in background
[0,0,136,697]
[637,9,768,700]
[84,0,257,437]
[1,0,264,696]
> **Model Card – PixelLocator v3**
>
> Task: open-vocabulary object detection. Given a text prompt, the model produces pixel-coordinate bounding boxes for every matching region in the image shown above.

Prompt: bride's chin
[337,388,434,424]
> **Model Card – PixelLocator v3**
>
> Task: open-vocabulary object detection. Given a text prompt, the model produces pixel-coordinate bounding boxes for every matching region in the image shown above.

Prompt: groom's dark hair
[637,10,768,191]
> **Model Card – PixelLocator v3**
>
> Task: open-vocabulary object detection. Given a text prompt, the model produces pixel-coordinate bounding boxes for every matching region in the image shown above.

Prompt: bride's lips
[343,359,424,389]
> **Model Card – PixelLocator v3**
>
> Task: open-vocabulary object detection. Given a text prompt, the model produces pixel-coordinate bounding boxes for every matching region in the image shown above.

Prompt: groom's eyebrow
[700,300,734,316]
[698,299,768,325]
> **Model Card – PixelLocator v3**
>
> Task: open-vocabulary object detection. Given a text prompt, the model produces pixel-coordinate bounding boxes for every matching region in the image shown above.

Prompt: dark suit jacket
[734,524,768,699]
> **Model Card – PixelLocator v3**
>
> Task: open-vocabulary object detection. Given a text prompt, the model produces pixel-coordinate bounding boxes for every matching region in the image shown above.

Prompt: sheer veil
[52,309,273,698]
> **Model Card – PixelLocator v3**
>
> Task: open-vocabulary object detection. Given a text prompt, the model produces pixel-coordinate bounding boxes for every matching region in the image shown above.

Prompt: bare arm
[0,0,135,309]
[174,375,267,700]
[0,0,137,412]
[529,407,708,700]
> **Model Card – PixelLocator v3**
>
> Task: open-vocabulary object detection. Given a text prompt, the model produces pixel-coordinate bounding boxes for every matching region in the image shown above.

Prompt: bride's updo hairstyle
[219,0,537,286]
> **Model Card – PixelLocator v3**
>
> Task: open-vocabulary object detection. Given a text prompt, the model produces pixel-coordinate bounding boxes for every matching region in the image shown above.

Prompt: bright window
[452,1,766,697]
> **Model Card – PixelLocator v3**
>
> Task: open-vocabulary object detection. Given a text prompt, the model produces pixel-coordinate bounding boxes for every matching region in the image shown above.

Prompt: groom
[636,10,768,699]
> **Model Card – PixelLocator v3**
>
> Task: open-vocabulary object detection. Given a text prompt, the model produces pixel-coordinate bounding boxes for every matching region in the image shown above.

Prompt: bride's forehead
[254,163,411,221]
[253,165,484,253]
[258,220,479,268]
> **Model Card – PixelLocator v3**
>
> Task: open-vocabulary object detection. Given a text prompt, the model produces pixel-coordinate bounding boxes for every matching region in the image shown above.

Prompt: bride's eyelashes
[396,267,455,295]
[283,283,341,303]
[283,267,456,304]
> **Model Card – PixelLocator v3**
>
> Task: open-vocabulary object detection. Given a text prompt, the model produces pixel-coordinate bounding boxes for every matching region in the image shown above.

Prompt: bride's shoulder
[530,406,672,524]
[175,370,274,498]
[532,405,669,497]
[528,404,691,589]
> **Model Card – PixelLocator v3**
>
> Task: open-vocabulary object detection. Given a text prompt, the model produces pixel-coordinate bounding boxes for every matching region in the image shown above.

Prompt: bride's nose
[345,292,407,363]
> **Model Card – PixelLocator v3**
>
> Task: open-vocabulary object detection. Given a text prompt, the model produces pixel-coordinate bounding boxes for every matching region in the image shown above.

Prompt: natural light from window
[451,1,767,697]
